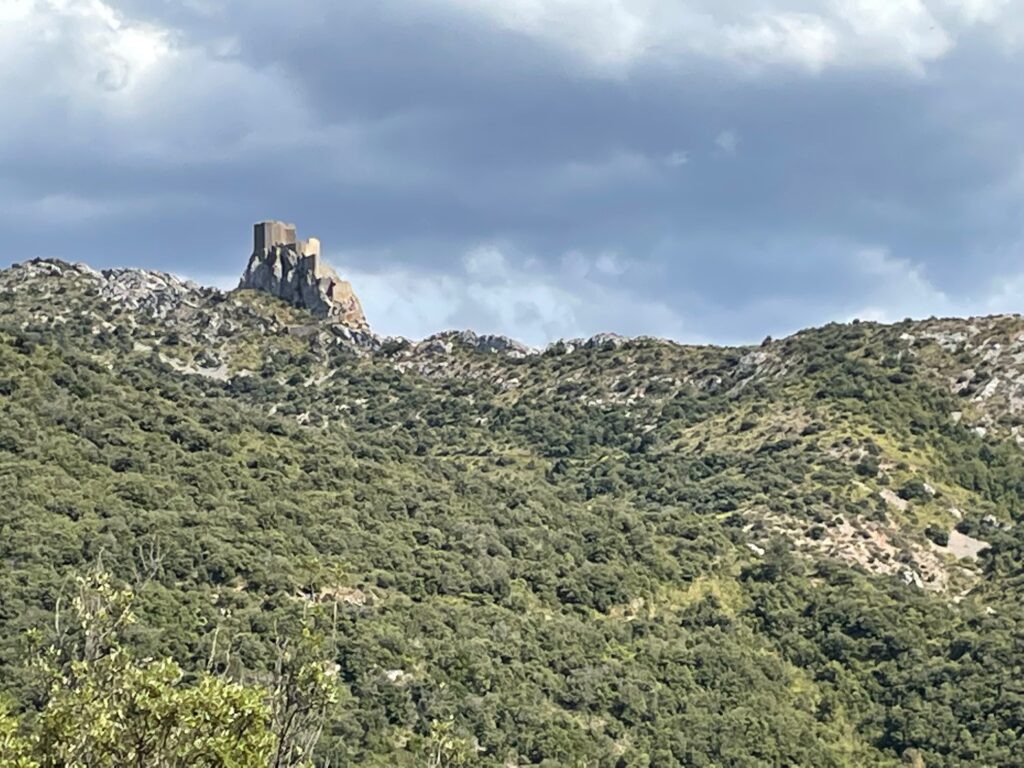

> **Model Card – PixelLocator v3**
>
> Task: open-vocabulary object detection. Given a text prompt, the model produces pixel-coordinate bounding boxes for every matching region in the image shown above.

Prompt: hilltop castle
[238,221,367,328]
[253,221,321,270]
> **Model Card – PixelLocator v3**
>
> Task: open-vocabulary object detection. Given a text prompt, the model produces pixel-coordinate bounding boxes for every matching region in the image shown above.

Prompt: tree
[11,571,275,768]
[33,655,274,768]
[422,718,473,768]
[0,702,37,768]
[267,625,340,768]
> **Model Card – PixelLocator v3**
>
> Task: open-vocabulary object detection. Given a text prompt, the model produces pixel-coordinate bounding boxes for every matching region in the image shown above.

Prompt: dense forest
[3,259,1024,766]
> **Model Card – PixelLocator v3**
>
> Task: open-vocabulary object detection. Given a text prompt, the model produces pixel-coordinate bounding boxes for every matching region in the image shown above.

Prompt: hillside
[3,257,1024,766]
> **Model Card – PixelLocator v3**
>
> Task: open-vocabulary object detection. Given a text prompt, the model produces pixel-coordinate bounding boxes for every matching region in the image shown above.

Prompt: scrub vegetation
[2,260,1024,766]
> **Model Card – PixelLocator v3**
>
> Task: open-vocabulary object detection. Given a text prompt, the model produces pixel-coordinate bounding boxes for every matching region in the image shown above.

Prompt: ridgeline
[2,235,1024,765]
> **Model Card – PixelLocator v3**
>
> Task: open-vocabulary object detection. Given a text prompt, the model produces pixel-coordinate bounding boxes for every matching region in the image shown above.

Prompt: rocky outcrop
[548,333,629,355]
[98,267,208,318]
[433,330,534,358]
[238,221,368,329]
[8,259,209,320]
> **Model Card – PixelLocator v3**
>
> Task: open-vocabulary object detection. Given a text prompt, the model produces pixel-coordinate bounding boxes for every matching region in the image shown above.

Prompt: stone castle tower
[238,221,367,328]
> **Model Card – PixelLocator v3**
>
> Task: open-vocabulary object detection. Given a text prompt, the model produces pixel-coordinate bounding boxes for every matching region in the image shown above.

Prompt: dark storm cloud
[2,0,1023,344]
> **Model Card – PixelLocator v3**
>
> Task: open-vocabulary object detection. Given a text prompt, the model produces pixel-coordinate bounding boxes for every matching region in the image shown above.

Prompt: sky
[2,0,1024,347]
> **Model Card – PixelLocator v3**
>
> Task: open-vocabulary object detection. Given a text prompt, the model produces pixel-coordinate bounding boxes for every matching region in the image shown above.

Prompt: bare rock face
[8,259,209,321]
[99,267,207,318]
[238,221,368,329]
[416,330,534,358]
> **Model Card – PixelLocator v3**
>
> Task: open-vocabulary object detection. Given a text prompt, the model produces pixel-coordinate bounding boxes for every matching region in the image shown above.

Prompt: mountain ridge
[4,252,1024,764]
[6,255,1024,531]
[11,255,1024,452]
[12,255,1024,359]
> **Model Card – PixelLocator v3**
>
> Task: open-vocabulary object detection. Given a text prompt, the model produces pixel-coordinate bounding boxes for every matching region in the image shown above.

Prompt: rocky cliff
[238,222,367,329]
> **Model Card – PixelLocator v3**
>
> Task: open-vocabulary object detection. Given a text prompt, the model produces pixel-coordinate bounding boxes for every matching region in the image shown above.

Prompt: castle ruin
[252,221,323,275]
[239,221,367,328]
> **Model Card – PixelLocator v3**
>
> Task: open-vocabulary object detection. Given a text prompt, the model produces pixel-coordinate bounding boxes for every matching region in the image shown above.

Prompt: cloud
[5,193,136,225]
[432,0,652,74]
[0,0,172,110]
[723,13,839,73]
[715,129,740,155]
[431,0,960,76]
[594,252,629,276]
[334,244,688,346]
[4,0,1024,349]
[844,247,954,322]
[0,2,243,154]
[550,151,659,191]
[944,0,1012,25]
[666,150,690,167]
[983,271,1024,315]
[837,243,1024,328]
[0,0,427,179]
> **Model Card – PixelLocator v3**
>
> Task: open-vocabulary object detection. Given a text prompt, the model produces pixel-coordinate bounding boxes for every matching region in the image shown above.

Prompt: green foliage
[6,572,275,767]
[3,280,1024,765]
[0,702,37,768]
[33,655,273,768]
[898,479,931,502]
[924,525,949,547]
[268,626,341,768]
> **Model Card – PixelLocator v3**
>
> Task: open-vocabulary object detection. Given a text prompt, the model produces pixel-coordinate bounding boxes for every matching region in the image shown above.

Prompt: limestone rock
[238,221,368,329]
[452,330,533,357]
[549,333,628,355]
[11,259,208,319]
[391,331,535,360]
[98,267,206,318]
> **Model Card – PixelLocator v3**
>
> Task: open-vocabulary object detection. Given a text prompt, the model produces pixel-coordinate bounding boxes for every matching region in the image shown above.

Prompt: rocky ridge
[239,246,367,329]
[8,259,1024,422]
[0,259,635,363]
[9,258,1024,415]
[4,255,1024,595]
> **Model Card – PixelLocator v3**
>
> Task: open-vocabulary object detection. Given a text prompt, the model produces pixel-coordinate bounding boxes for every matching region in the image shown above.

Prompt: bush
[924,525,949,547]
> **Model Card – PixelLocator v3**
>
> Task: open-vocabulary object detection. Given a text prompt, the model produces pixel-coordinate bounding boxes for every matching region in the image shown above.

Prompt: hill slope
[2,258,1024,766]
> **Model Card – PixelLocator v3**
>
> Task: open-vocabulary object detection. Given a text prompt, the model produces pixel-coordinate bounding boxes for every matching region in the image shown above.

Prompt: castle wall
[242,221,368,329]
[254,222,271,252]
[298,237,322,275]
[254,221,299,251]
